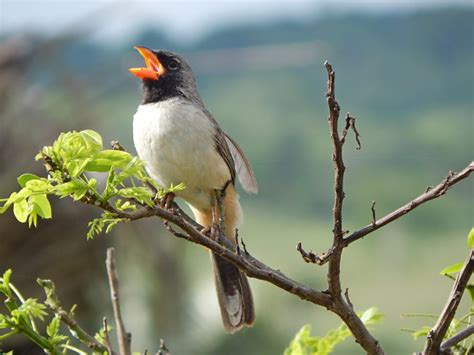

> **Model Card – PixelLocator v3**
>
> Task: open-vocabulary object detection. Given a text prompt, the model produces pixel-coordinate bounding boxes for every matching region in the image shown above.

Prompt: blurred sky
[1,0,472,44]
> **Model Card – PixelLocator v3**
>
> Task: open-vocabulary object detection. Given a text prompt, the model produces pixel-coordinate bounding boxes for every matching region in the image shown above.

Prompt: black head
[129,47,200,104]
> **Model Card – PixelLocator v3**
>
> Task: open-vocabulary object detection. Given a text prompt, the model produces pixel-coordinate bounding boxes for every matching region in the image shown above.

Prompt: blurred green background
[0,1,473,354]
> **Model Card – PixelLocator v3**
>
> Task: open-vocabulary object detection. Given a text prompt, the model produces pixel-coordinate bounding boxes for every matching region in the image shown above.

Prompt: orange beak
[129,46,166,80]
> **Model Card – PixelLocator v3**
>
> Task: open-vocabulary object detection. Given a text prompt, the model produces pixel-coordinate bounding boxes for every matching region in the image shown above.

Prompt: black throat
[141,78,184,104]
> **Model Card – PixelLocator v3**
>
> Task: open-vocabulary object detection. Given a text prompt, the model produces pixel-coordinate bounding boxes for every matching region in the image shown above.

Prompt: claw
[160,192,176,210]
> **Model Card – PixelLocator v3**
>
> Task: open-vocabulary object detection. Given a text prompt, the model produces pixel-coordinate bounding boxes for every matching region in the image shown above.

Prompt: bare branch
[344,163,474,247]
[324,60,384,355]
[423,249,474,354]
[103,317,114,355]
[106,248,131,355]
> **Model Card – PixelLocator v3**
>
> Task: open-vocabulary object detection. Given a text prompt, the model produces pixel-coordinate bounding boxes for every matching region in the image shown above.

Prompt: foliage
[0,269,110,354]
[284,307,384,355]
[403,228,474,353]
[0,129,184,239]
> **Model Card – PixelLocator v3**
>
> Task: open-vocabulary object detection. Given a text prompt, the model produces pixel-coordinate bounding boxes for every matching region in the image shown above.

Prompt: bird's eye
[168,60,179,70]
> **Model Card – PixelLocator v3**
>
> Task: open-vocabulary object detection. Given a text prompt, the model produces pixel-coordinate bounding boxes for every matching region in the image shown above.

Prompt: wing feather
[223,133,258,194]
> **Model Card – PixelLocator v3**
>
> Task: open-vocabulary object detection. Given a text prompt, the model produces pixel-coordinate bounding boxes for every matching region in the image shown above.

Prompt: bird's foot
[201,223,221,241]
[160,192,176,210]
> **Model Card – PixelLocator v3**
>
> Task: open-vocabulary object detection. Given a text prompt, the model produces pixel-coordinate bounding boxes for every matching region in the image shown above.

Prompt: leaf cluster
[284,307,384,355]
[0,270,111,354]
[0,130,184,239]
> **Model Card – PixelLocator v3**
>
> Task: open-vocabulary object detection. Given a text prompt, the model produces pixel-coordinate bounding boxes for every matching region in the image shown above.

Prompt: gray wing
[204,106,258,194]
[223,133,258,194]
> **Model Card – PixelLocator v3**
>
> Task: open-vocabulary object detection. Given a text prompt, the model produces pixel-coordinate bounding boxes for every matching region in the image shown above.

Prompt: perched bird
[129,46,258,333]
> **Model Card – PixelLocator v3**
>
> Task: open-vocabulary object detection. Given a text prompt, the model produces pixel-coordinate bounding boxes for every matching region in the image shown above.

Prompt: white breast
[133,98,231,209]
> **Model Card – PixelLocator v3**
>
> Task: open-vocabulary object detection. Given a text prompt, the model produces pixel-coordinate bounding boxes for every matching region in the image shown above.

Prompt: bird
[128,46,258,333]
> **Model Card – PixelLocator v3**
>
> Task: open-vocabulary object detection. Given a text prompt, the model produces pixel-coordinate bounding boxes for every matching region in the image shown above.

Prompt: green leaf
[47,316,60,338]
[17,173,40,188]
[467,228,474,249]
[31,194,52,219]
[25,179,49,192]
[360,307,384,326]
[412,326,431,340]
[66,158,92,177]
[13,199,29,223]
[53,179,89,201]
[13,298,47,321]
[79,129,103,151]
[284,308,383,355]
[1,269,12,287]
[440,262,463,276]
[85,150,133,172]
[116,187,153,206]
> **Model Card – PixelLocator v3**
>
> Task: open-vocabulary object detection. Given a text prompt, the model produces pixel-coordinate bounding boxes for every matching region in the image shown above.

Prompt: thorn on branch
[240,237,249,255]
[371,201,377,226]
[437,171,455,196]
[425,186,433,193]
[344,288,354,310]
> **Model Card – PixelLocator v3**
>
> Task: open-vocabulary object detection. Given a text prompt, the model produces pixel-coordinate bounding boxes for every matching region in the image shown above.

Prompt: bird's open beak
[128,46,165,80]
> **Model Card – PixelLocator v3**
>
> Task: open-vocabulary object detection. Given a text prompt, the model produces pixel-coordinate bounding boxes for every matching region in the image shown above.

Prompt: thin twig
[440,324,474,352]
[103,317,114,355]
[297,242,323,264]
[324,61,383,355]
[371,201,376,226]
[37,279,109,353]
[343,163,474,247]
[422,249,474,354]
[340,113,361,149]
[106,248,131,355]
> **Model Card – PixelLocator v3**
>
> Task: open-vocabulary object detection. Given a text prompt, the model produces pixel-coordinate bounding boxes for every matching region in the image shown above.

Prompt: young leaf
[468,227,474,249]
[31,194,52,219]
[80,130,103,151]
[47,316,60,338]
[13,298,47,321]
[17,173,41,188]
[440,262,463,277]
[13,199,29,223]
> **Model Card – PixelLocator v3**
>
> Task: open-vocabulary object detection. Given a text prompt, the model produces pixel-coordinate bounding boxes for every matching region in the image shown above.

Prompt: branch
[440,324,474,353]
[343,163,474,247]
[323,60,384,355]
[422,249,474,354]
[37,279,109,353]
[297,162,473,266]
[106,248,131,355]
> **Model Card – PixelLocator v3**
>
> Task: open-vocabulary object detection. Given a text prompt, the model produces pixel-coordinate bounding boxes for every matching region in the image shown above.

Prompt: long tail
[190,185,255,333]
[210,252,255,332]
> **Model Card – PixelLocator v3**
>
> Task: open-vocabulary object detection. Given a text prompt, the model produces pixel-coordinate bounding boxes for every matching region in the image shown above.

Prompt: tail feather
[211,252,255,332]
[189,185,255,333]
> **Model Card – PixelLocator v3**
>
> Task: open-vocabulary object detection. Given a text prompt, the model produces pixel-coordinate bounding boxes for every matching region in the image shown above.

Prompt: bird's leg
[160,192,176,210]
[210,190,221,241]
